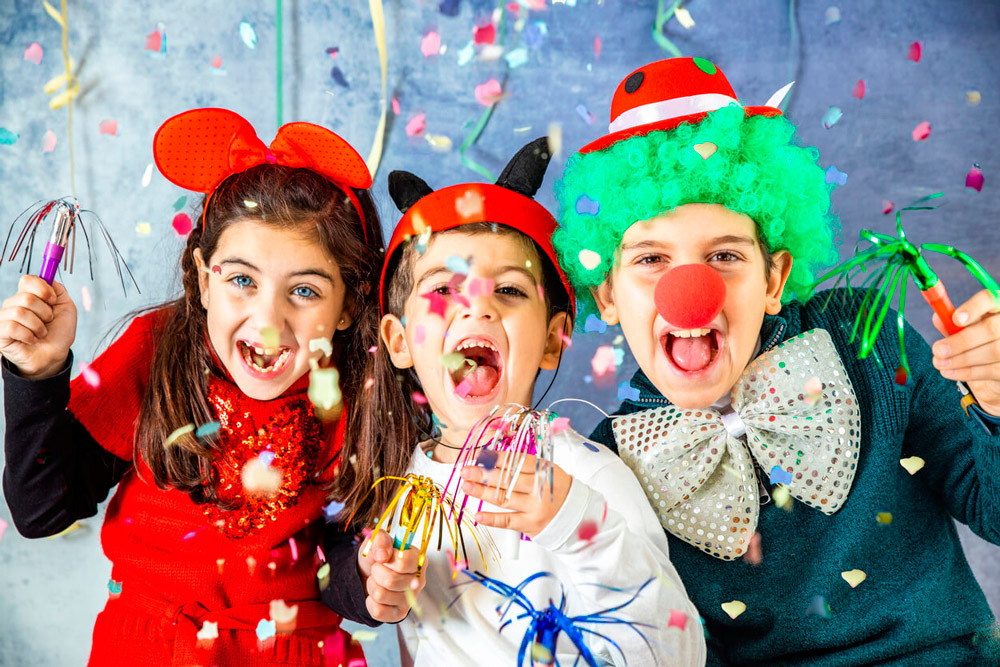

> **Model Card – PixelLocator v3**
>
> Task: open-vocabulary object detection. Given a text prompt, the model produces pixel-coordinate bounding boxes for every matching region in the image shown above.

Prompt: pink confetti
[99,120,118,136]
[455,189,485,219]
[421,31,441,57]
[851,79,865,99]
[882,200,894,215]
[79,362,101,389]
[412,391,428,404]
[743,532,763,566]
[911,121,931,141]
[667,609,688,631]
[536,284,545,301]
[907,41,922,62]
[145,29,162,52]
[551,416,570,433]
[405,113,426,136]
[41,129,56,153]
[474,79,503,106]
[391,97,400,115]
[368,345,378,354]
[81,286,92,312]
[591,345,616,376]
[422,290,448,317]
[473,24,496,45]
[211,55,223,69]
[468,278,495,298]
[24,42,43,65]
[558,332,573,348]
[965,164,984,192]
[363,377,374,390]
[455,379,473,398]
[594,35,602,58]
[414,324,425,345]
[172,213,193,236]
[577,519,598,542]
[289,536,299,562]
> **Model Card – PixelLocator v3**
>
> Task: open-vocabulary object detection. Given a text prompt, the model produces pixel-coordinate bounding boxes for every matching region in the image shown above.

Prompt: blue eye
[293,285,317,299]
[230,274,254,288]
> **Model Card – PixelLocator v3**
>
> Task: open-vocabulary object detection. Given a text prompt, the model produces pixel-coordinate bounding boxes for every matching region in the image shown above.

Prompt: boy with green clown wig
[552,57,1000,665]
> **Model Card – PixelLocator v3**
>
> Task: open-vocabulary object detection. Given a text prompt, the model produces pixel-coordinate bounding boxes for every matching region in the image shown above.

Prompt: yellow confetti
[841,569,867,588]
[308,337,333,359]
[424,133,453,152]
[241,458,282,495]
[316,563,330,590]
[530,643,553,663]
[876,512,893,525]
[578,249,601,271]
[260,326,280,349]
[721,600,746,619]
[674,4,696,29]
[351,629,379,642]
[899,456,925,475]
[135,222,151,235]
[547,121,563,158]
[404,587,423,618]
[772,484,793,511]
[308,366,342,411]
[693,141,717,159]
[47,521,83,538]
[243,199,258,209]
[165,423,195,447]
[966,90,981,106]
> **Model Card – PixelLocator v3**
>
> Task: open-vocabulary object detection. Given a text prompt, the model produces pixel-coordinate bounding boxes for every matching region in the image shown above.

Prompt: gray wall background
[1,0,998,665]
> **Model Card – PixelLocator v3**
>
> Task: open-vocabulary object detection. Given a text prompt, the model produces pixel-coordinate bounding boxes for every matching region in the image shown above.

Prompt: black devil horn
[495,137,551,198]
[388,170,434,213]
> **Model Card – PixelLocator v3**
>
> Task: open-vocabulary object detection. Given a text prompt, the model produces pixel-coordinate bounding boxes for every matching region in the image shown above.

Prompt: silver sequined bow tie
[613,328,861,561]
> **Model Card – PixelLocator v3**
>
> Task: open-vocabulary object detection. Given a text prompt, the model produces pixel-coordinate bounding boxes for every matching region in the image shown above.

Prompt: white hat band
[608,93,741,134]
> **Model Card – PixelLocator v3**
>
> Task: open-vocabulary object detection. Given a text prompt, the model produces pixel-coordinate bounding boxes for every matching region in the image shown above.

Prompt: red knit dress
[67,311,366,667]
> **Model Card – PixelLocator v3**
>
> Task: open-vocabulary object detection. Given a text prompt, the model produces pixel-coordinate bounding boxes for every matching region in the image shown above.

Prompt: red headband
[153,108,372,239]
[379,183,574,315]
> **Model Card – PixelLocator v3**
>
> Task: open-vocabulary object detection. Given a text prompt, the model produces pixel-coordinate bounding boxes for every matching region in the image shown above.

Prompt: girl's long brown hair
[135,165,412,526]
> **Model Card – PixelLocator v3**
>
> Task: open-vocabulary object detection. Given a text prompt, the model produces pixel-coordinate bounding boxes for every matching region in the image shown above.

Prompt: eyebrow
[218,258,336,283]
[620,234,757,252]
[414,264,539,286]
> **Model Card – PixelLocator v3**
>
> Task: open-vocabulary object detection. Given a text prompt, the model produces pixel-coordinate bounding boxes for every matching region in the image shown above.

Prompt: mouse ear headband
[153,108,372,239]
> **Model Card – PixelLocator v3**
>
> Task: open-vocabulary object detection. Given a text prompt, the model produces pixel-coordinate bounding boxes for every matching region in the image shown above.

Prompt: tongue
[460,364,499,396]
[670,334,713,372]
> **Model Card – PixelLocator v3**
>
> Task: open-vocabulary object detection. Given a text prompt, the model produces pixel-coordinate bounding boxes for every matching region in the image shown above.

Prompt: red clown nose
[654,264,726,329]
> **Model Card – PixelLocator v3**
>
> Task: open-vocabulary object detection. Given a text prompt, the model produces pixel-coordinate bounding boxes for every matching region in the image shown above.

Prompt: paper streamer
[276,0,283,127]
[653,0,683,57]
[42,0,79,194]
[364,0,389,178]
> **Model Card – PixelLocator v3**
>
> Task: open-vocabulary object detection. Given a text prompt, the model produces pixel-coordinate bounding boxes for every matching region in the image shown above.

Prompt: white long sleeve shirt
[398,427,706,666]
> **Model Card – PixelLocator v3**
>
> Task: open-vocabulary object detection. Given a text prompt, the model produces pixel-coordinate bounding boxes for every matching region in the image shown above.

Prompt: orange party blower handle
[921,281,963,336]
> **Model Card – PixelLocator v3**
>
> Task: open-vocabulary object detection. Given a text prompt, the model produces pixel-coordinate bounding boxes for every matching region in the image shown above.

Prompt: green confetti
[260,326,280,349]
[0,128,19,145]
[172,195,187,211]
[308,367,341,411]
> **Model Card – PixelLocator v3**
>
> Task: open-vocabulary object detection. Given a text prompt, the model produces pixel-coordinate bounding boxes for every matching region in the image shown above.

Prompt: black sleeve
[321,522,380,627]
[2,354,131,538]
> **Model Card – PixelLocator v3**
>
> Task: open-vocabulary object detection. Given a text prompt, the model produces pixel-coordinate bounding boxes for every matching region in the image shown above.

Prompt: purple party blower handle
[39,242,65,285]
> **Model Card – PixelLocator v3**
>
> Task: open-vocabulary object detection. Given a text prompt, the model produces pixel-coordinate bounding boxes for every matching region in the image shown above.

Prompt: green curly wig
[552,103,840,320]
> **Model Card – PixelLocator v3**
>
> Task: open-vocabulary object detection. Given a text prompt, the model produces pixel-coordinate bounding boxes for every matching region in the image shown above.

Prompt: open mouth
[450,337,504,399]
[662,327,721,373]
[237,339,293,375]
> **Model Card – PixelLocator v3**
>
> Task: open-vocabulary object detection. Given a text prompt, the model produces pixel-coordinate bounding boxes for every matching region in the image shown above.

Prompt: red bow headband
[153,108,372,239]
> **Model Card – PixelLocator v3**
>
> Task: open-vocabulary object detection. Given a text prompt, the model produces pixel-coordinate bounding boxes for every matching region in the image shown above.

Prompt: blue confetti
[575,104,595,126]
[581,440,601,452]
[523,22,548,48]
[769,465,793,486]
[258,450,276,467]
[256,619,276,642]
[239,21,257,50]
[456,40,475,67]
[182,530,199,540]
[108,579,122,594]
[825,165,848,186]
[195,421,221,439]
[476,449,499,471]
[617,382,640,402]
[584,314,607,333]
[0,128,19,146]
[505,47,529,69]
[575,194,600,216]
[439,0,460,16]
[445,255,470,274]
[822,106,843,129]
[324,501,346,518]
[330,66,349,88]
[613,348,625,366]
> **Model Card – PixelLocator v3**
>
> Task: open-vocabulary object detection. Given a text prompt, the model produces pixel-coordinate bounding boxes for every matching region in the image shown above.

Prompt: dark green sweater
[590,289,1000,666]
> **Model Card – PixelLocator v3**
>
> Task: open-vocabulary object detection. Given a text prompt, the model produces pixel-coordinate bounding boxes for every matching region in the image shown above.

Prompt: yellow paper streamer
[364,0,388,179]
[43,0,79,195]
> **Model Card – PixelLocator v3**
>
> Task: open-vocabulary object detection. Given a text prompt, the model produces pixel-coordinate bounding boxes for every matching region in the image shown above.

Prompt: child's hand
[931,288,1000,415]
[0,276,76,379]
[459,454,572,538]
[357,530,426,623]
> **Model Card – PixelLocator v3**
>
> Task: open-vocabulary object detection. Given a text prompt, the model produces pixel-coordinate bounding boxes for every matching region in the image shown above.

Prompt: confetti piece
[693,141,717,159]
[79,363,100,389]
[330,66,349,88]
[894,366,908,386]
[211,265,222,274]
[42,129,56,153]
[99,120,118,136]
[476,449,499,471]
[841,569,866,588]
[308,367,342,411]
[391,96,400,115]
[316,562,330,589]
[210,55,223,70]
[422,291,448,317]
[309,337,333,359]
[0,518,7,544]
[197,620,218,642]
[769,465,793,486]
[255,619,276,642]
[825,165,847,186]
[468,278,494,298]
[242,458,282,495]
[552,416,570,433]
[412,391,428,405]
[24,42,43,65]
[743,532,763,566]
[405,113,426,136]
[806,595,831,618]
[445,255,470,275]
[876,511,893,525]
[195,421,221,438]
[81,286,92,312]
[882,200,894,215]
[474,78,503,106]
[455,189,484,219]
[530,644,553,664]
[364,377,374,390]
[145,27,163,52]
[473,23,495,44]
[591,345,616,376]
[421,31,441,57]
[0,128,19,145]
[899,456,924,475]
[575,104,595,125]
[966,90,981,106]
[821,106,843,129]
[243,199,258,209]
[907,41,922,62]
[504,47,529,69]
[852,79,866,99]
[456,40,475,66]
[440,352,469,371]
[667,609,688,630]
[911,121,931,141]
[108,579,122,594]
[583,314,607,333]
[439,0,460,16]
[172,213,192,236]
[721,600,746,619]
[966,164,984,192]
[258,450,276,467]
[165,424,195,447]
[824,7,841,24]
[455,379,473,398]
[240,21,258,49]
[270,599,299,632]
[260,327,280,348]
[424,133,453,152]
[803,376,823,405]
[351,629,378,643]
[575,194,600,216]
[414,324,425,345]
[139,162,154,187]
[617,382,640,402]
[577,519,599,541]
[674,5,695,29]
[773,484,793,510]
[324,501,345,518]
[578,249,601,271]
[135,222,151,235]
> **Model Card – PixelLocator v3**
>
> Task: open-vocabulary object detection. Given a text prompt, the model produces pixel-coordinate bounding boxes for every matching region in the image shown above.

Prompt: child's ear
[380,314,413,369]
[193,248,209,309]
[590,280,619,326]
[336,297,356,331]
[765,251,794,315]
[540,311,572,371]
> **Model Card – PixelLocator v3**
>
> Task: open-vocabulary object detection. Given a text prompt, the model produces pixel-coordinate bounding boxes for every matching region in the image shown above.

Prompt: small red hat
[579,57,791,154]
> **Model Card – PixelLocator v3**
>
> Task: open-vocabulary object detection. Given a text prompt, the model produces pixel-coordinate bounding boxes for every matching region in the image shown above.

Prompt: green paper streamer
[653,0,683,57]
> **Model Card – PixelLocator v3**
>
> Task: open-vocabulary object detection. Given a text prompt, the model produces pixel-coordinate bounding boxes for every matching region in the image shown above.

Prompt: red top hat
[579,57,791,154]
[379,183,573,315]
